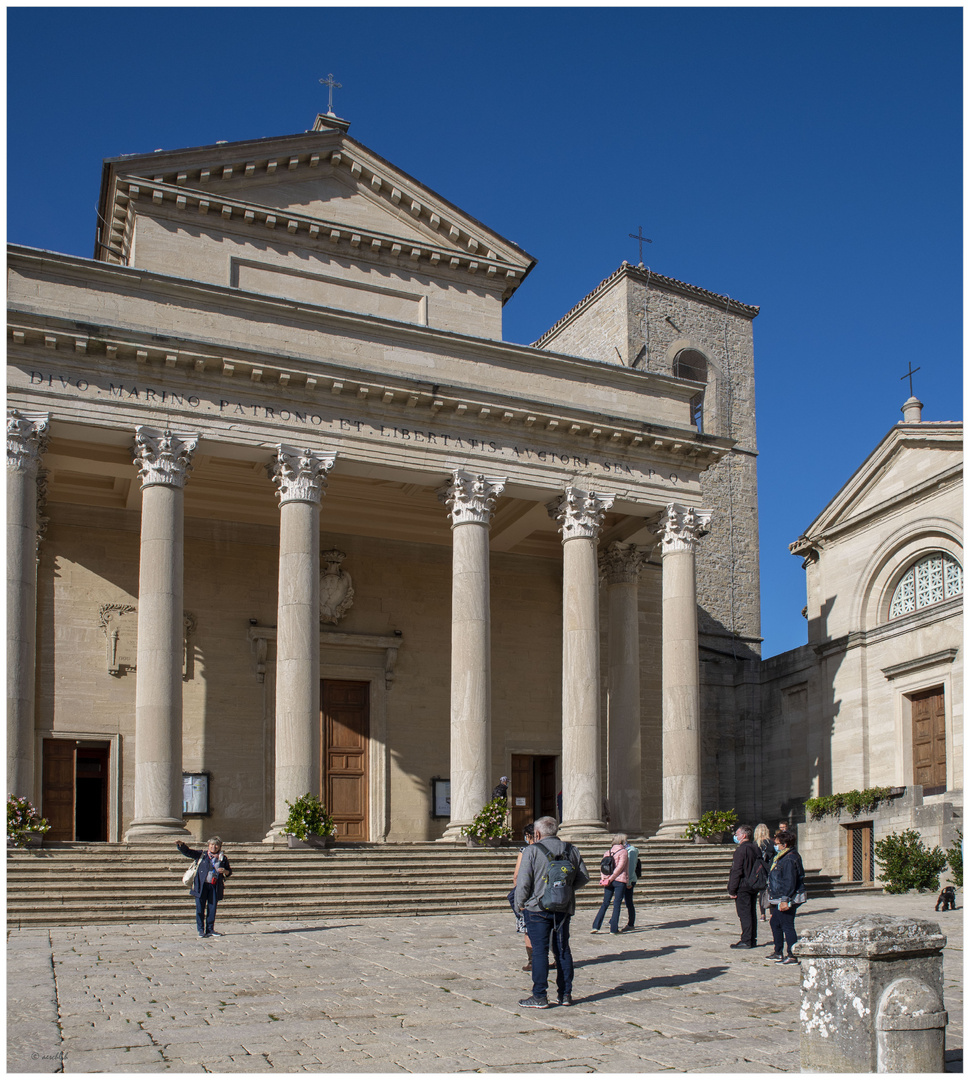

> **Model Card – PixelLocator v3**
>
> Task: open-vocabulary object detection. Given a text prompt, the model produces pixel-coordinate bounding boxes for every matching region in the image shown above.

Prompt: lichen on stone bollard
[795,914,947,1073]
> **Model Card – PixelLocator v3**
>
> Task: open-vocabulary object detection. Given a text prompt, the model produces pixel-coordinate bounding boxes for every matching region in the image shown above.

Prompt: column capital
[133,428,199,489]
[657,503,712,555]
[7,410,50,473]
[547,487,615,542]
[437,470,506,526]
[267,445,336,505]
[599,541,650,585]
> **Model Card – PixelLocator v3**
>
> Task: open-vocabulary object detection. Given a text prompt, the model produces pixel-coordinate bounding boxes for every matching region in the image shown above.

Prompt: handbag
[182,858,201,887]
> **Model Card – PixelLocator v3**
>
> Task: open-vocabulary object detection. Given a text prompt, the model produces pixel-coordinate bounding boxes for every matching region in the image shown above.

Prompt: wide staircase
[7,838,863,929]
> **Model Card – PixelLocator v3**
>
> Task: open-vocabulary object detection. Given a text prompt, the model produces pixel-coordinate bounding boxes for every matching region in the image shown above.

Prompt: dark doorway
[42,740,110,842]
[509,754,558,837]
[321,680,369,841]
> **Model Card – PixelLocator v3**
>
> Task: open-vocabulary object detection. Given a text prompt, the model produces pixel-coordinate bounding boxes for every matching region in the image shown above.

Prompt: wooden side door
[847,823,873,883]
[321,680,369,841]
[510,755,534,838]
[912,687,947,794]
[42,739,76,841]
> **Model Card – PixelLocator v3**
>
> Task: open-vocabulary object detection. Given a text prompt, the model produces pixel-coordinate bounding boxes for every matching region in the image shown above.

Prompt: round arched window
[889,552,963,619]
[673,349,708,383]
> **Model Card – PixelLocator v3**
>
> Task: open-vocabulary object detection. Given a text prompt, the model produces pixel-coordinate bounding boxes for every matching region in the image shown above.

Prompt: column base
[653,820,691,839]
[124,819,190,842]
[437,821,472,842]
[558,820,610,843]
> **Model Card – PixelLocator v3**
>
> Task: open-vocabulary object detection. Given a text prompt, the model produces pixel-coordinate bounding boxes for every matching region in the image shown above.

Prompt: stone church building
[7,112,961,867]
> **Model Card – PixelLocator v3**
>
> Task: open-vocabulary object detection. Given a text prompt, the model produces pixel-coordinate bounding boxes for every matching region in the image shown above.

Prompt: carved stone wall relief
[98,604,196,678]
[320,549,354,625]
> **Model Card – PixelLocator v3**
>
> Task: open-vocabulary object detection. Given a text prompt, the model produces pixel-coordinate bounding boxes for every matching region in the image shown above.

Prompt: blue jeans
[593,882,626,933]
[524,911,573,1000]
[196,883,218,935]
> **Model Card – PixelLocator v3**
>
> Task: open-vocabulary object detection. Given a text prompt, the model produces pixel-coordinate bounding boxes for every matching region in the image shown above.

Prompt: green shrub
[683,809,738,840]
[804,787,894,821]
[280,793,335,841]
[946,830,963,889]
[460,796,512,842]
[875,829,947,894]
[7,795,51,848]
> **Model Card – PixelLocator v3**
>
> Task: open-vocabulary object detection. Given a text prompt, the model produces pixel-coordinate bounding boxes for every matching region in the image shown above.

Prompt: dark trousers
[769,902,800,954]
[524,911,573,1000]
[735,888,758,945]
[624,883,636,928]
[592,882,627,933]
[195,883,218,935]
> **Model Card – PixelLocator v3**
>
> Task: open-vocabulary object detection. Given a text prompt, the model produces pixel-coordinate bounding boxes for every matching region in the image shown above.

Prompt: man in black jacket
[727,823,761,949]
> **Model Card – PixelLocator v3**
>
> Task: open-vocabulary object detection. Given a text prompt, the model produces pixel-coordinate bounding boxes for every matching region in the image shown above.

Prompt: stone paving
[7,892,962,1073]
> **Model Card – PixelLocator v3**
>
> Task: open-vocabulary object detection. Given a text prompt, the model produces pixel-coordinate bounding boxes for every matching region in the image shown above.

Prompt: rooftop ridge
[533,262,759,347]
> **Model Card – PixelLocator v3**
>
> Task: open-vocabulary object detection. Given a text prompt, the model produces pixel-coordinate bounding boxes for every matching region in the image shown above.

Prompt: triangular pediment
[791,422,962,550]
[98,124,534,297]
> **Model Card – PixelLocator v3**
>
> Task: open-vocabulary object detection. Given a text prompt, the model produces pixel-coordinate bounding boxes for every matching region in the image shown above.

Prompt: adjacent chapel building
[8,111,959,870]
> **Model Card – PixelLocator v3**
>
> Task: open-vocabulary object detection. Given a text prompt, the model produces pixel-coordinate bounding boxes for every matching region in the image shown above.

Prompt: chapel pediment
[792,421,962,548]
[97,119,535,324]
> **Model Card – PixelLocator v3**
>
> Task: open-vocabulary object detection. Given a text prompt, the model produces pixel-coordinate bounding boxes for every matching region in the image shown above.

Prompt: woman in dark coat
[177,837,232,938]
[767,829,805,965]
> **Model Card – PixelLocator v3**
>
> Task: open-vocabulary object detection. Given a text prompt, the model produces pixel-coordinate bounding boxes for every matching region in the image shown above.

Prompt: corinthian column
[437,470,506,840]
[265,446,336,841]
[548,487,615,841]
[654,503,712,837]
[126,428,198,840]
[600,541,649,835]
[7,410,49,800]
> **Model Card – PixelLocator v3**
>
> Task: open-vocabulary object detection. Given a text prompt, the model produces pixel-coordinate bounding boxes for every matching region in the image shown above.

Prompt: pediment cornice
[98,126,535,298]
[790,422,963,551]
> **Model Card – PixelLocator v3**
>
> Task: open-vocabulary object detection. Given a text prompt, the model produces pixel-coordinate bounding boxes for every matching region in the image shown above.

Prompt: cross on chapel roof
[319,73,342,117]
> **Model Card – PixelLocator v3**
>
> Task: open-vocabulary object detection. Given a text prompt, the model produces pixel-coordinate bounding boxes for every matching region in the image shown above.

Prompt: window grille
[889,553,962,619]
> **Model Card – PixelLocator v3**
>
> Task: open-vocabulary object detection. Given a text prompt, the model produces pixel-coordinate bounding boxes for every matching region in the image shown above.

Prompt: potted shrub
[7,795,51,849]
[460,796,512,847]
[280,793,336,849]
[683,809,738,844]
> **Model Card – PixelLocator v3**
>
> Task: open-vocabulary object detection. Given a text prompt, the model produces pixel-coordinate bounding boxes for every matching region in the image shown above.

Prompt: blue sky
[7,7,962,657]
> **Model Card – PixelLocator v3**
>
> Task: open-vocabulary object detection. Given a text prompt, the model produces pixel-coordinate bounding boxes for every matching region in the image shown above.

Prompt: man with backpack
[513,816,590,1009]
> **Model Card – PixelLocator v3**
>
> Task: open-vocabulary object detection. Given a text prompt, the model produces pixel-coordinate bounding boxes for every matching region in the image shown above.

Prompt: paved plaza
[7,892,962,1073]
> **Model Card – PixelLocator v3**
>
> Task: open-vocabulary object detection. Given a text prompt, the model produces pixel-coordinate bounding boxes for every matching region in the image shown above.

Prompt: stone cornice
[99,128,535,298]
[881,648,959,681]
[8,248,735,472]
[109,178,526,296]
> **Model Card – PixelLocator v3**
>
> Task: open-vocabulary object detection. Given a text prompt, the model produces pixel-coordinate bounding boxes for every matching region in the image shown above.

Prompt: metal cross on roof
[319,73,342,115]
[900,360,921,397]
[628,226,653,265]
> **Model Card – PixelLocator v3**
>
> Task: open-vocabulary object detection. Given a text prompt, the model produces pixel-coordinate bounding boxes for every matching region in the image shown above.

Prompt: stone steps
[6,839,863,928]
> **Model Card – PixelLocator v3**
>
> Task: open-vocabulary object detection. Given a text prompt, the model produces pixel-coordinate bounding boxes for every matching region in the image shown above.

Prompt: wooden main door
[42,740,109,842]
[912,686,947,795]
[321,680,369,841]
[509,754,558,838]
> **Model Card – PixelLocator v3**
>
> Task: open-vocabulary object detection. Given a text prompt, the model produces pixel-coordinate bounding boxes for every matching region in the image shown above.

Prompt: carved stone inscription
[19,368,691,485]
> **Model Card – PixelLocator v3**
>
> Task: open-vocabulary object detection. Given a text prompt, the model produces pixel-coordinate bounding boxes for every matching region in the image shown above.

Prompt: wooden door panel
[510,754,533,837]
[42,740,75,841]
[321,681,368,841]
[912,687,946,791]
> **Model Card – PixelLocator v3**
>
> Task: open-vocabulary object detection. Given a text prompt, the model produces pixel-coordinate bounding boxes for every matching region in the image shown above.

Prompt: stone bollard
[796,914,947,1073]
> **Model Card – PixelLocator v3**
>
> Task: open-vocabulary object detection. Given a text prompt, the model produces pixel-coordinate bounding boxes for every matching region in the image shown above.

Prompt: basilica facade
[8,112,759,845]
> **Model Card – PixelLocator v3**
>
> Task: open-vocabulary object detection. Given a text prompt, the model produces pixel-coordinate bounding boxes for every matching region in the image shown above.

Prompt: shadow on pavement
[646,917,716,930]
[261,924,362,935]
[577,945,688,967]
[575,965,730,1002]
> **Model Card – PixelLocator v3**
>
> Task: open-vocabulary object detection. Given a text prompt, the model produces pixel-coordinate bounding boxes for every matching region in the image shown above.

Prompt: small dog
[935,885,956,911]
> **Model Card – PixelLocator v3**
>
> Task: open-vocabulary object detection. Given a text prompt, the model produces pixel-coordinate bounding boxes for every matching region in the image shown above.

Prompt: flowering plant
[280,793,335,841]
[7,795,51,848]
[460,796,512,842]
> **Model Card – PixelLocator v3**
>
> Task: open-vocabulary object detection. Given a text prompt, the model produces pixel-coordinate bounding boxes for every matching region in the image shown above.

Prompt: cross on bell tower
[628,226,653,266]
[319,73,342,117]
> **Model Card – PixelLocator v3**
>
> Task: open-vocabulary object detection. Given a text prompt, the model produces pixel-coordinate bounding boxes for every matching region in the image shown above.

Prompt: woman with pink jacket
[590,833,629,935]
